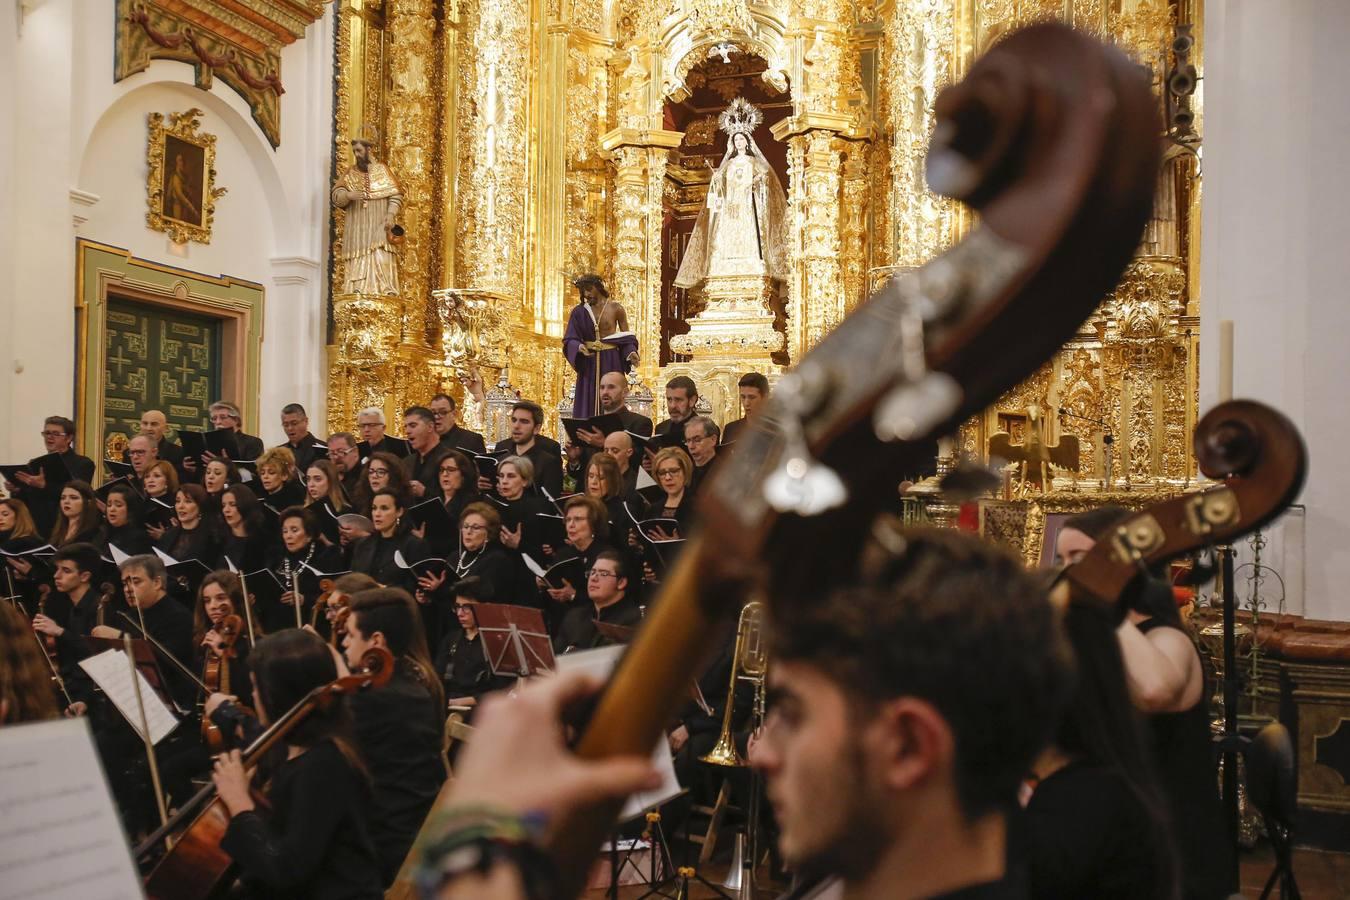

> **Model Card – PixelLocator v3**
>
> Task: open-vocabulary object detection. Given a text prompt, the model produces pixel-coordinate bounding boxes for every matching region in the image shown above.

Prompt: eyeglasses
[586,569,619,580]
[453,603,476,611]
[656,468,682,477]
[333,446,356,456]
[40,431,67,438]
[128,449,150,456]
[686,434,712,445]
[461,523,488,532]
[439,466,461,474]
[368,467,389,476]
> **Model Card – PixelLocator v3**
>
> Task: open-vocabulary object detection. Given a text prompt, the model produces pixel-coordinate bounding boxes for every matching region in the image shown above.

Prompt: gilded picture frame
[145,108,227,244]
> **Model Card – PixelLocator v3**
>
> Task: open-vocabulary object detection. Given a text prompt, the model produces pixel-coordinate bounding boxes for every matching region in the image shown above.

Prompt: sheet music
[635,466,657,490]
[78,649,179,744]
[553,647,684,820]
[0,718,143,899]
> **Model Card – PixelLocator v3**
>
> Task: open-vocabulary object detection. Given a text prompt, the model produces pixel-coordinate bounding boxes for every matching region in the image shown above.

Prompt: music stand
[84,636,175,710]
[475,604,555,678]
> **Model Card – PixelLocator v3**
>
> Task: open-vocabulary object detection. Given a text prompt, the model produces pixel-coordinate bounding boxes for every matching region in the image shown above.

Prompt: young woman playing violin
[211,629,385,899]
[194,572,258,735]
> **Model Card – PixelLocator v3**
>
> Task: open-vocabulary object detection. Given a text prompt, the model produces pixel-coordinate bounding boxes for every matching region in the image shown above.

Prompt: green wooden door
[103,297,221,458]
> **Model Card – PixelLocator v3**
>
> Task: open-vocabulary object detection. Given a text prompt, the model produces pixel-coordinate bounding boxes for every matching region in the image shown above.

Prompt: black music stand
[476,604,555,677]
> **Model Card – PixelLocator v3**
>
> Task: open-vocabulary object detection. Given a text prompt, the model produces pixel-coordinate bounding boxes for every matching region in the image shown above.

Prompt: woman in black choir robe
[212,629,383,900]
[434,449,479,550]
[341,587,448,886]
[219,484,269,574]
[304,459,350,548]
[264,506,345,633]
[0,499,46,609]
[642,446,696,528]
[1021,597,1176,900]
[353,451,411,517]
[349,489,430,595]
[203,457,243,504]
[157,484,221,567]
[542,495,615,615]
[100,482,152,556]
[433,580,516,718]
[49,481,102,548]
[256,447,308,513]
[142,459,179,542]
[493,455,550,563]
[436,501,535,608]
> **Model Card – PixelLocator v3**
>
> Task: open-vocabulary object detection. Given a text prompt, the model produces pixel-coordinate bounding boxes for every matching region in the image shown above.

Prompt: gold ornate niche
[330,0,1203,457]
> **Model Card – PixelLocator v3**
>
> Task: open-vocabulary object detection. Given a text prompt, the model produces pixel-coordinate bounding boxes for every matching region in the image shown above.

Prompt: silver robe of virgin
[674,134,788,290]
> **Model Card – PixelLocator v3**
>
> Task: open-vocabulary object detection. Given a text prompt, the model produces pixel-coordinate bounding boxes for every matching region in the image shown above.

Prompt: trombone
[700,600,767,768]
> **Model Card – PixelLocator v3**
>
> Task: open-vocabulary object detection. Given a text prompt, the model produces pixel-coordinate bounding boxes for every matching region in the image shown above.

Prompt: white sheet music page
[0,718,143,899]
[78,648,179,744]
[553,647,684,820]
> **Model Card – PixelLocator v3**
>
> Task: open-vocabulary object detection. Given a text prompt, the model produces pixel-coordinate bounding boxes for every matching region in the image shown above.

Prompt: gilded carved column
[386,0,438,406]
[840,140,869,313]
[799,130,844,350]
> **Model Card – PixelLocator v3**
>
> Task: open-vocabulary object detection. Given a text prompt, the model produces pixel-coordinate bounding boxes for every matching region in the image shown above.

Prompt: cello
[138,644,395,899]
[545,22,1162,894]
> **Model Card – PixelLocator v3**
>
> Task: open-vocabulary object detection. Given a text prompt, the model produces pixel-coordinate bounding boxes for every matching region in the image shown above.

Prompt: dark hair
[438,450,480,501]
[104,482,145,527]
[50,481,100,547]
[0,601,59,723]
[203,457,242,491]
[684,415,720,442]
[53,541,101,577]
[1062,505,1132,541]
[121,553,167,585]
[1053,599,1178,896]
[593,548,627,583]
[362,451,410,510]
[770,527,1072,820]
[176,483,210,519]
[348,587,445,714]
[333,572,380,596]
[403,405,434,425]
[431,392,458,411]
[44,415,76,437]
[281,403,307,417]
[222,484,264,535]
[193,570,254,647]
[564,494,610,542]
[665,375,697,399]
[738,372,770,394]
[248,630,366,778]
[327,431,357,448]
[583,453,623,500]
[511,401,544,428]
[305,459,350,512]
[573,273,609,298]
[451,576,494,604]
[279,505,317,539]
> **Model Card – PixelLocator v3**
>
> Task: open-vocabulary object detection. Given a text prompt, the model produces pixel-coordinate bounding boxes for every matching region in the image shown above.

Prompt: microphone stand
[1056,407,1115,489]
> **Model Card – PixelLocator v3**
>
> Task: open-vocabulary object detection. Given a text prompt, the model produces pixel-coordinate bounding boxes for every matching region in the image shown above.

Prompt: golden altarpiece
[327,0,1203,535]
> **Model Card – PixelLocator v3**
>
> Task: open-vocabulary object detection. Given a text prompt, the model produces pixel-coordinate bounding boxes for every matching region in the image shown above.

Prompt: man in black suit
[278,403,326,472]
[721,371,769,447]
[121,409,185,473]
[570,371,653,473]
[492,401,563,497]
[683,415,720,494]
[209,400,265,460]
[430,392,486,455]
[4,415,95,535]
[654,375,698,445]
[357,407,410,459]
[326,432,366,500]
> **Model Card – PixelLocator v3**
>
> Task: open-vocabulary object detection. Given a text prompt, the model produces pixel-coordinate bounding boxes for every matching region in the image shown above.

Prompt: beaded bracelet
[414,806,555,900]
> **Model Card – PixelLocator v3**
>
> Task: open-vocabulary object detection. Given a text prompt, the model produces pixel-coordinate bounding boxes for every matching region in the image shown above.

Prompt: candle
[1218,320,1234,403]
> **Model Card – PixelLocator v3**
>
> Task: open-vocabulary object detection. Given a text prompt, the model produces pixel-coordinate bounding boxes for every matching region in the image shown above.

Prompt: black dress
[100,522,152,557]
[435,627,515,708]
[1137,617,1233,900]
[349,531,431,594]
[220,739,383,900]
[262,540,346,633]
[348,665,447,885]
[496,493,551,561]
[452,542,535,607]
[1020,760,1167,899]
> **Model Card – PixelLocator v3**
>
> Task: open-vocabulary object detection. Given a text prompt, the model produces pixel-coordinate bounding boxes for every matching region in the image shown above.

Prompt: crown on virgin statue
[718,97,763,137]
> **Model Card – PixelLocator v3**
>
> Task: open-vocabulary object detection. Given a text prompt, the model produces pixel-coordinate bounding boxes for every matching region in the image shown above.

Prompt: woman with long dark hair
[353,451,409,517]
[49,481,101,548]
[349,489,429,595]
[0,599,60,724]
[304,459,349,547]
[264,506,344,633]
[212,629,383,898]
[219,484,268,574]
[100,482,152,555]
[1022,597,1178,899]
[341,587,447,886]
[157,484,220,566]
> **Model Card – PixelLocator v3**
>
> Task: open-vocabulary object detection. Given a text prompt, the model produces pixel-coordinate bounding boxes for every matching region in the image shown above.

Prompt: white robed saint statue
[674,97,788,290]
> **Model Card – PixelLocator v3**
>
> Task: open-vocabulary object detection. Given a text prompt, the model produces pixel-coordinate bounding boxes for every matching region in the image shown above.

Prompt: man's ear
[873,697,954,793]
[370,630,389,650]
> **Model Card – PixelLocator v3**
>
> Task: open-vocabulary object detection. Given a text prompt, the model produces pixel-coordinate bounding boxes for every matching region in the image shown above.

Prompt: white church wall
[0,0,333,462]
[1203,0,1350,622]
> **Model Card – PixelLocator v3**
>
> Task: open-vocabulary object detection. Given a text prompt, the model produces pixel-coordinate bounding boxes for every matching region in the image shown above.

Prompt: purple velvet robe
[562,302,639,418]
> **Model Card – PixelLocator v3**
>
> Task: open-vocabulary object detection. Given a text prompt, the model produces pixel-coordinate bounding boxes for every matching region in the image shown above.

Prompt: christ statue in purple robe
[563,274,640,418]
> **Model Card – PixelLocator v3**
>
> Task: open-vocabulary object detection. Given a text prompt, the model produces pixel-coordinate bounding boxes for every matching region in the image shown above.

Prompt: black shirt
[135,595,196,710]
[349,531,430,594]
[101,522,152,557]
[435,628,514,704]
[1021,760,1165,900]
[722,417,747,446]
[615,407,654,438]
[452,542,533,607]
[402,442,451,497]
[349,666,447,886]
[553,593,642,655]
[12,448,95,535]
[282,433,325,473]
[439,424,487,455]
[259,478,307,514]
[493,437,564,498]
[124,437,185,472]
[220,739,383,900]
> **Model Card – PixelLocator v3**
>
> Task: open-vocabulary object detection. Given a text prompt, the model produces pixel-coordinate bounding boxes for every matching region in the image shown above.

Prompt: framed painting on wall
[145,108,227,244]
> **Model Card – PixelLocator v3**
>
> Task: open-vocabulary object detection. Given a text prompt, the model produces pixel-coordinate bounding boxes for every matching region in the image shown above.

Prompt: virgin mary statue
[674,98,788,290]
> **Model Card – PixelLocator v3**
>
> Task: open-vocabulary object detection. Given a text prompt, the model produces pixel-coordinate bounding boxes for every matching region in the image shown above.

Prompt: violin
[139,645,395,899]
[308,577,341,639]
[35,584,58,657]
[95,580,116,628]
[201,614,245,753]
[545,23,1162,894]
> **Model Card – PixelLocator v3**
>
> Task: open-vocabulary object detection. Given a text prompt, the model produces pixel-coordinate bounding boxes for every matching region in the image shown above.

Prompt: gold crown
[718,97,763,137]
